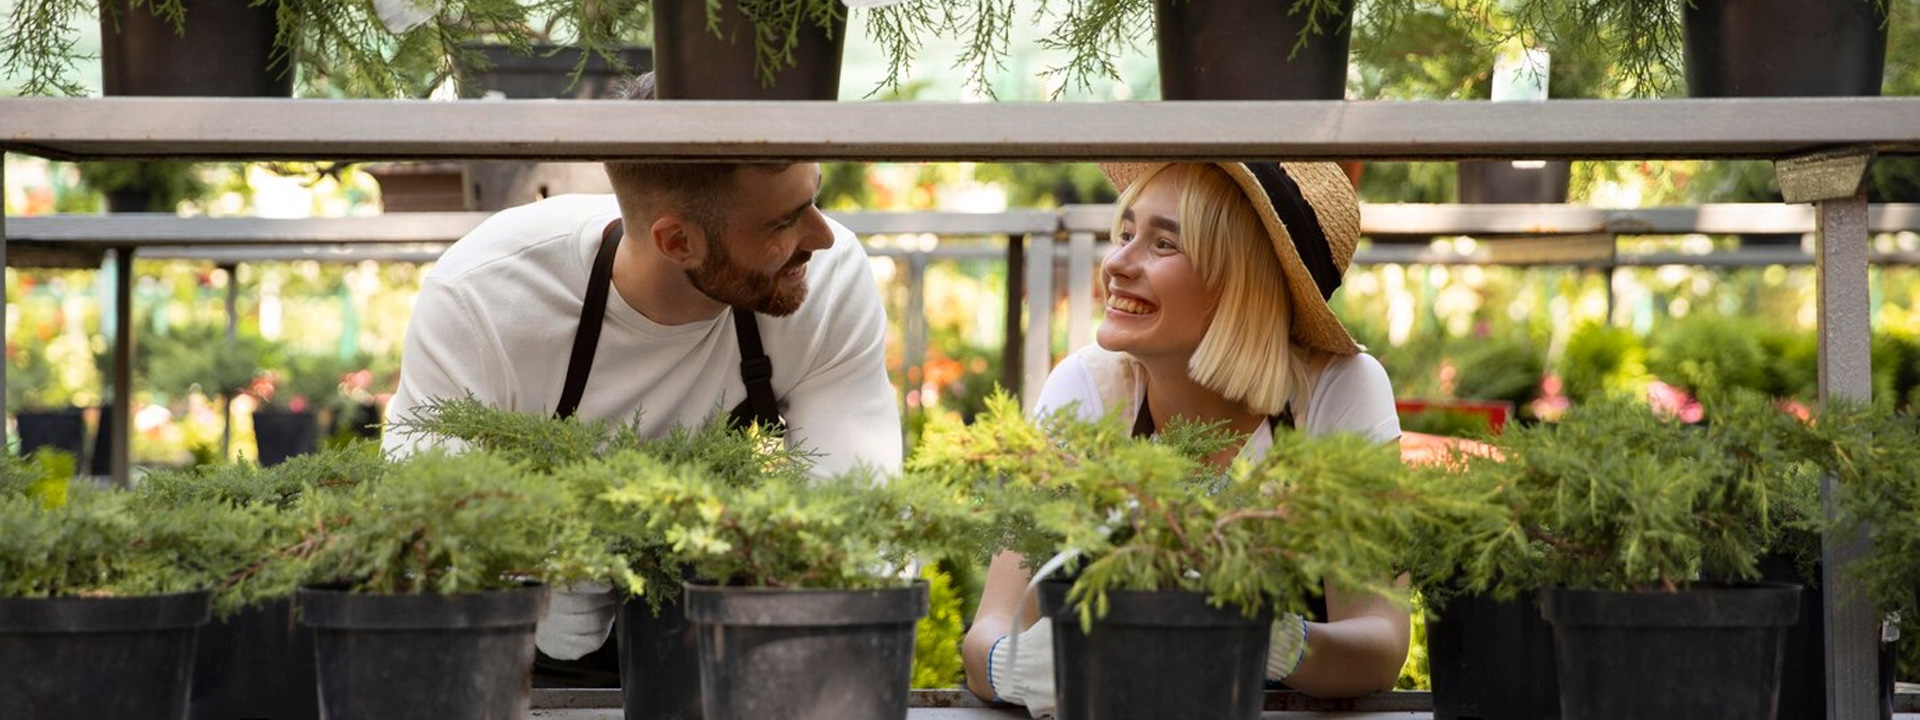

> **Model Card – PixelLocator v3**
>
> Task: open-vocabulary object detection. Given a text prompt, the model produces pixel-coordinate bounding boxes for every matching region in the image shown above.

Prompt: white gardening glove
[988,618,1058,718]
[534,581,617,661]
[1266,613,1310,681]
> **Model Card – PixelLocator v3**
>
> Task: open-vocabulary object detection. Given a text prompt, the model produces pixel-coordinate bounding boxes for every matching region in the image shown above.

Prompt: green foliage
[911,565,967,689]
[75,162,214,212]
[1439,395,1805,598]
[133,440,384,510]
[592,452,988,591]
[1398,407,1492,438]
[143,323,268,400]
[912,392,1426,628]
[1395,593,1430,690]
[4,0,652,98]
[0,482,276,611]
[128,443,387,612]
[1450,337,1544,410]
[0,448,77,508]
[1647,315,1771,399]
[298,450,625,594]
[388,395,637,472]
[1812,400,1920,618]
[1558,322,1646,404]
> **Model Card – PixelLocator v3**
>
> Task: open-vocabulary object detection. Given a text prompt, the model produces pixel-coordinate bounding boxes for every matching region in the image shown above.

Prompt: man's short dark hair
[604,71,786,237]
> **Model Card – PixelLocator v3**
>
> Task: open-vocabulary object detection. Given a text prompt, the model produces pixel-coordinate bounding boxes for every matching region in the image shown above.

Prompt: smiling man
[383,76,902,683]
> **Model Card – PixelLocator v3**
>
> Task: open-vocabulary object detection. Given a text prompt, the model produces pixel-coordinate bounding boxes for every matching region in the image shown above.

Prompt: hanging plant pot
[459,44,654,100]
[1455,162,1573,204]
[99,0,292,97]
[684,581,925,720]
[1155,0,1355,100]
[455,43,656,211]
[618,595,703,720]
[0,591,212,720]
[1683,0,1887,97]
[14,407,88,467]
[298,585,548,720]
[650,0,846,100]
[1041,581,1271,720]
[253,409,319,467]
[1426,592,1560,720]
[188,597,317,720]
[1541,583,1800,720]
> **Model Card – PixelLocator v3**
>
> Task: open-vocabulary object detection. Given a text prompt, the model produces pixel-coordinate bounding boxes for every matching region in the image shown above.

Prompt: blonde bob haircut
[1106,163,1315,417]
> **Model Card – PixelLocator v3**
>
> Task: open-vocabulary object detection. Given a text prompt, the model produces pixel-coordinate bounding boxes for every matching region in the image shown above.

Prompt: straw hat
[1100,161,1363,356]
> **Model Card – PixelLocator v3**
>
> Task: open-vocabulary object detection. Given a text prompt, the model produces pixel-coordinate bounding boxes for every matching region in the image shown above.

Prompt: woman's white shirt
[1032,345,1400,462]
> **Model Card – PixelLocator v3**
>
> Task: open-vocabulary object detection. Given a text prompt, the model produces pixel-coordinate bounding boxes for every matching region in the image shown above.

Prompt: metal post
[1778,147,1877,720]
[1022,232,1056,413]
[111,247,134,487]
[1066,231,1096,354]
[221,262,238,459]
[1003,235,1025,396]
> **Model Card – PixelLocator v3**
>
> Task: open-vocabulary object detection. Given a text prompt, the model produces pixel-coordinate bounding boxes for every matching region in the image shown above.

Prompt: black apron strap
[727,308,784,431]
[555,218,786,430]
[1131,393,1295,439]
[555,220,625,419]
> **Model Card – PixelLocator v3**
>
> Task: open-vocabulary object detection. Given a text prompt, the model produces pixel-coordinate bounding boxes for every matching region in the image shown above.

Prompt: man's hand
[534,581,618,660]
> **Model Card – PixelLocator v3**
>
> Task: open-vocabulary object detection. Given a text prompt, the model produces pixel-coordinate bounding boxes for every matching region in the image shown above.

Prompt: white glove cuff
[1266,613,1310,681]
[989,618,1057,717]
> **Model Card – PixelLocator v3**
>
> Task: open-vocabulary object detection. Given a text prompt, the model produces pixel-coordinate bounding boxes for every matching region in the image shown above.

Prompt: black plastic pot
[460,44,653,100]
[1683,0,1887,98]
[1540,583,1801,720]
[100,0,291,97]
[651,0,845,100]
[684,582,926,720]
[0,590,211,720]
[298,585,548,720]
[1155,0,1355,100]
[1455,162,1573,205]
[253,409,318,467]
[189,597,318,720]
[618,596,702,720]
[1426,592,1559,720]
[14,407,88,466]
[1041,581,1272,720]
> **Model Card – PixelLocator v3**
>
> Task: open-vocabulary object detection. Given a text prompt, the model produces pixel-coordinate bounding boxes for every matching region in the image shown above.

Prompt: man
[384,74,902,672]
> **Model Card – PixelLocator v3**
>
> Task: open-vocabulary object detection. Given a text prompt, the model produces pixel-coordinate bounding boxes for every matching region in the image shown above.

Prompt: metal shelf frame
[3,95,1911,720]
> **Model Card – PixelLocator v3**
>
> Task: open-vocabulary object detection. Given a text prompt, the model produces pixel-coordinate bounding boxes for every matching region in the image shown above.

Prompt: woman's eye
[1155,238,1179,252]
[1114,231,1135,245]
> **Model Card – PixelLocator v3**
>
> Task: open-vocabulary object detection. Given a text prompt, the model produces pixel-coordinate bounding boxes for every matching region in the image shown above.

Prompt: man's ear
[650,213,705,268]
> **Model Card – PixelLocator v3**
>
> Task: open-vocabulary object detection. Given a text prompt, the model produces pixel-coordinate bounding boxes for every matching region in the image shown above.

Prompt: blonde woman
[961,162,1408,715]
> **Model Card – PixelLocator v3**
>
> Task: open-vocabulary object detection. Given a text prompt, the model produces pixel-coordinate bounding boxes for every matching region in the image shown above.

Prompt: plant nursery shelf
[3,97,1919,162]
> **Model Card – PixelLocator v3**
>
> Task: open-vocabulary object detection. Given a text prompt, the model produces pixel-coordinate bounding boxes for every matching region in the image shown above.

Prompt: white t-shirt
[384,194,902,477]
[1033,345,1400,462]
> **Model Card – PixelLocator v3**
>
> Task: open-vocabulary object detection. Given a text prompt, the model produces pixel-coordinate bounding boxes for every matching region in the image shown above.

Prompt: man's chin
[753,288,808,317]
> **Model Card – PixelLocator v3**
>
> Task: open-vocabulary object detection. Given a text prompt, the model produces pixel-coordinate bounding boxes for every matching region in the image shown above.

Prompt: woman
[961,161,1408,715]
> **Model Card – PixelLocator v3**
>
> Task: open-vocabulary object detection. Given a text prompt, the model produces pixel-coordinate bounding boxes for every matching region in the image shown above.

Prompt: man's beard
[687,240,810,317]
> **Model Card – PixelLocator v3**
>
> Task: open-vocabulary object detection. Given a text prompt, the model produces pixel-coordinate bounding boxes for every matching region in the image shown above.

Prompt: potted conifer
[132,442,386,720]
[0,458,273,720]
[293,449,624,720]
[912,393,1443,720]
[1428,396,1807,720]
[578,450,983,720]
[390,397,816,720]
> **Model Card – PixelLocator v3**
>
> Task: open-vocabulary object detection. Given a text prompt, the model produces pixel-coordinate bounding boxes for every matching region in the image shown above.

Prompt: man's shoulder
[430,194,618,282]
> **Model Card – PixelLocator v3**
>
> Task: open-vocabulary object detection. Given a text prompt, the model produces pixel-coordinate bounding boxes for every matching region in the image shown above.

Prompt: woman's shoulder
[1034,345,1139,420]
[1304,352,1400,442]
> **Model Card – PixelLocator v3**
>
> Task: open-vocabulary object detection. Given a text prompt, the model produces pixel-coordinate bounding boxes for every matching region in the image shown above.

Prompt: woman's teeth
[1107,296,1156,314]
